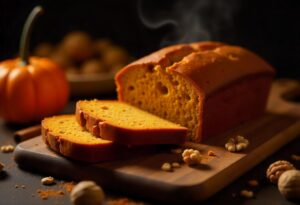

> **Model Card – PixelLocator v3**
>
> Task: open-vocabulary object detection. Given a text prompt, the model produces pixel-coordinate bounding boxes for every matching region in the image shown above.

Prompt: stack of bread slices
[42,41,274,162]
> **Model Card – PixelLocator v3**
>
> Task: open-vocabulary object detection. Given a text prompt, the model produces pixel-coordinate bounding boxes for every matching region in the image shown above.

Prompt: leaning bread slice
[76,100,188,145]
[42,115,126,162]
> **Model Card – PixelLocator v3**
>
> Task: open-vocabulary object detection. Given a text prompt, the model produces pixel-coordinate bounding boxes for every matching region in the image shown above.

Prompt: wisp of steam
[138,0,238,47]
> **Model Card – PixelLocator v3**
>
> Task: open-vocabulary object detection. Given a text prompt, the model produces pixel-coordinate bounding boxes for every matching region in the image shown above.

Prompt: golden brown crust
[169,45,275,94]
[116,41,274,100]
[75,101,187,146]
[126,44,194,68]
[189,41,225,51]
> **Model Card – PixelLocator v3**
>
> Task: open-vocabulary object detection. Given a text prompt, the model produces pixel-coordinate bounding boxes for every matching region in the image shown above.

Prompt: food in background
[33,43,54,57]
[61,32,93,62]
[81,59,108,74]
[34,32,133,75]
[0,6,69,124]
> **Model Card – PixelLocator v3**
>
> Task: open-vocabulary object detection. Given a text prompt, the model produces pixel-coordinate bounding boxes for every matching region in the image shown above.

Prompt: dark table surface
[0,98,300,205]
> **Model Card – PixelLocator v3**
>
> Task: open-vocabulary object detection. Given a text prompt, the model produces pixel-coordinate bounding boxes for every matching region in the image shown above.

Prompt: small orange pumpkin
[0,6,69,123]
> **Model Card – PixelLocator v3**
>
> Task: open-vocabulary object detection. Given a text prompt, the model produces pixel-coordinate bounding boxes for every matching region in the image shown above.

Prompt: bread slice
[76,100,187,145]
[42,115,123,162]
[115,41,275,142]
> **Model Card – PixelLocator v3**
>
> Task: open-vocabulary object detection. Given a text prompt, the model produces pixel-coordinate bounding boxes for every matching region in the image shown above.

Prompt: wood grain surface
[14,79,300,203]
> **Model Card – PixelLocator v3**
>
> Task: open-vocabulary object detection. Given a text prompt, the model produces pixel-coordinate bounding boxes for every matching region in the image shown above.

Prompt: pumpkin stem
[19,6,43,66]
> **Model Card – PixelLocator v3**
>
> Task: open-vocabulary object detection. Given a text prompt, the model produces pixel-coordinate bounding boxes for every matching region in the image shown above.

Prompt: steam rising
[138,0,238,47]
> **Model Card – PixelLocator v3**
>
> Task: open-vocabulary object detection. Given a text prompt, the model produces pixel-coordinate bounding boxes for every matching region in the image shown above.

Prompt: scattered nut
[182,149,202,165]
[225,135,249,152]
[207,150,217,157]
[161,163,172,172]
[278,170,300,199]
[171,148,183,154]
[41,177,55,185]
[171,162,181,168]
[291,154,300,161]
[240,190,254,198]
[0,162,4,172]
[1,145,15,153]
[70,181,105,205]
[266,160,295,183]
[248,179,259,187]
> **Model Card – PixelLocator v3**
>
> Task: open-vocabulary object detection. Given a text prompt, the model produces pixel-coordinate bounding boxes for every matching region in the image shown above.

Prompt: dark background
[0,0,299,78]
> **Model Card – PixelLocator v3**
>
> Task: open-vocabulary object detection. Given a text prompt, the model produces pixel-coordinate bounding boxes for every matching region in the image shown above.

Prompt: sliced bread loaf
[115,41,275,142]
[42,115,122,162]
[76,100,187,145]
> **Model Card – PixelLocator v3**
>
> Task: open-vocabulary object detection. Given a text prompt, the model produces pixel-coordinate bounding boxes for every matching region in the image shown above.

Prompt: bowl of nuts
[34,31,133,96]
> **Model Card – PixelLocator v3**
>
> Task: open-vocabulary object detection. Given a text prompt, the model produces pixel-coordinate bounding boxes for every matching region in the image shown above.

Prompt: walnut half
[225,135,249,152]
[266,160,295,183]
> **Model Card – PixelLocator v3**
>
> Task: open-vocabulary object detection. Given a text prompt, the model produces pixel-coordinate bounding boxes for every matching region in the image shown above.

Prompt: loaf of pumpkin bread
[115,41,275,142]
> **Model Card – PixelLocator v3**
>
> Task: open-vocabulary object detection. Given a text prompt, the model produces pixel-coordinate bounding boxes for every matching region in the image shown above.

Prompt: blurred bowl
[67,72,116,97]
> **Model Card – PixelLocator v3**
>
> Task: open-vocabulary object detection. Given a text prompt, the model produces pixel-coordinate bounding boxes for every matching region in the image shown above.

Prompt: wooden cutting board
[14,79,300,204]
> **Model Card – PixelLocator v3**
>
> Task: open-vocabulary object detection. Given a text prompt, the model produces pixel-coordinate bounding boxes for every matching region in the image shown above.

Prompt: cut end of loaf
[116,66,201,142]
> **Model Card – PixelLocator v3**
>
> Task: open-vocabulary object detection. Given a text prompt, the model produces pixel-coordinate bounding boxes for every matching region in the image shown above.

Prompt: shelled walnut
[161,163,172,172]
[225,135,249,152]
[41,176,55,185]
[266,160,295,183]
[182,149,202,165]
[1,145,15,153]
[240,190,254,198]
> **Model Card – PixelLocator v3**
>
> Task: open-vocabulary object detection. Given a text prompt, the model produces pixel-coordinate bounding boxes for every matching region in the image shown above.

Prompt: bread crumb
[171,162,181,168]
[207,150,217,157]
[240,190,254,198]
[291,154,300,161]
[161,163,172,171]
[59,181,76,193]
[37,189,64,200]
[1,145,15,153]
[248,179,259,187]
[21,185,26,189]
[41,176,55,185]
[171,148,183,154]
